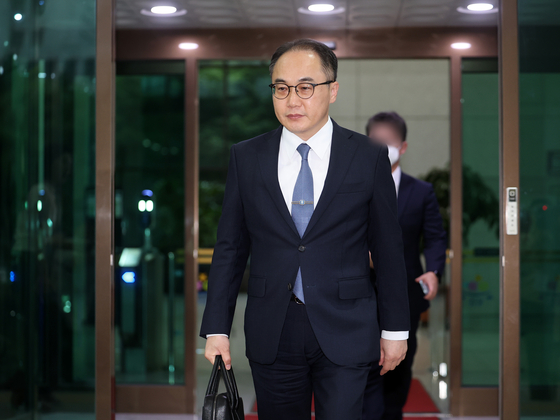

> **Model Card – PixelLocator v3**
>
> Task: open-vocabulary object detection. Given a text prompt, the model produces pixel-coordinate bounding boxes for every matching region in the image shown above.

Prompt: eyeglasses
[268,81,335,100]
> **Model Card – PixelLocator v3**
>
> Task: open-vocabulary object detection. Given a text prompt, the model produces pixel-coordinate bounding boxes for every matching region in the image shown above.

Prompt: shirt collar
[280,117,333,162]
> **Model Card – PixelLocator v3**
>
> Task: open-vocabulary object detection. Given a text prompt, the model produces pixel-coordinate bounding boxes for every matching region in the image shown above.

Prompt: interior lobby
[0,0,559,419]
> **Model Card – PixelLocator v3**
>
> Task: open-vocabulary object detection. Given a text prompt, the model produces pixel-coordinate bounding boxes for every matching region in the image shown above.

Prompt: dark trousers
[362,307,422,420]
[250,299,372,420]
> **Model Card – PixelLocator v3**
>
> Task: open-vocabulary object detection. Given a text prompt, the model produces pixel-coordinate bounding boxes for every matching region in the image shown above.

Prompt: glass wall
[518,3,560,416]
[115,61,185,385]
[0,0,96,418]
[461,59,500,386]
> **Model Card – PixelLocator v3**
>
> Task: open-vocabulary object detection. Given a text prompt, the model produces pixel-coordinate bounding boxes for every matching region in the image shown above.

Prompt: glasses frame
[268,80,335,100]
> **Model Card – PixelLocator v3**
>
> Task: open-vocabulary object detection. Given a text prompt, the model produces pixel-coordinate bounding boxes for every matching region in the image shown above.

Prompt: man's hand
[379,338,407,375]
[205,336,232,370]
[415,271,438,300]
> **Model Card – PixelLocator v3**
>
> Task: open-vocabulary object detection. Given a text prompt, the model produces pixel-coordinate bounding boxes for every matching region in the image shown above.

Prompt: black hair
[365,111,408,142]
[269,39,338,81]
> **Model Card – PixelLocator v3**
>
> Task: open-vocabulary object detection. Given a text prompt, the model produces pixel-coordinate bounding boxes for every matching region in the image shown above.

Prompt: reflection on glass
[115,62,185,385]
[461,59,500,386]
[518,8,560,415]
[0,0,96,417]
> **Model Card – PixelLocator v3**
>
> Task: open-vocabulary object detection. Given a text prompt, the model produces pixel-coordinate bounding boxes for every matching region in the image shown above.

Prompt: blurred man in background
[363,112,447,420]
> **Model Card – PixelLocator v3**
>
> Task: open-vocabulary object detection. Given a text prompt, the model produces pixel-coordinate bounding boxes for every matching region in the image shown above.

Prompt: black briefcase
[202,355,245,420]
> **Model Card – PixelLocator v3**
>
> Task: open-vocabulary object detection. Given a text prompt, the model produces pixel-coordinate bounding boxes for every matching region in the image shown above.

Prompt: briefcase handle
[205,355,242,415]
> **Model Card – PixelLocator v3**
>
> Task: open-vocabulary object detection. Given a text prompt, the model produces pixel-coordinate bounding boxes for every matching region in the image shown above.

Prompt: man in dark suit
[200,40,410,420]
[362,112,447,420]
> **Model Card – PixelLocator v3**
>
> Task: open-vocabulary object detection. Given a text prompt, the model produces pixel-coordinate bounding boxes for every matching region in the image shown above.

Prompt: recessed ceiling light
[140,7,187,17]
[151,6,177,14]
[467,3,494,11]
[14,13,23,21]
[451,42,472,49]
[179,42,199,50]
[457,3,498,14]
[297,5,345,15]
[308,4,335,12]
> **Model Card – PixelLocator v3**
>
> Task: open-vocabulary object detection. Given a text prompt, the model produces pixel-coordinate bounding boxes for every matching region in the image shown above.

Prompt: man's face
[368,123,403,149]
[271,50,339,141]
[368,123,407,166]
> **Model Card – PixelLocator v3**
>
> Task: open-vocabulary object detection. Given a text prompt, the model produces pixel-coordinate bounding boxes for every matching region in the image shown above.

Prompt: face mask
[387,145,401,166]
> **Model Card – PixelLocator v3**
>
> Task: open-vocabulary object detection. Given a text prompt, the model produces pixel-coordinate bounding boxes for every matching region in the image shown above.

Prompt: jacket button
[298,245,306,252]
[288,283,293,291]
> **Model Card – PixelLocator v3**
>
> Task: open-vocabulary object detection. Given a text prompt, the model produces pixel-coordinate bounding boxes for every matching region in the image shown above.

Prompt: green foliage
[461,165,499,245]
[420,166,451,237]
[420,165,499,246]
[198,61,279,247]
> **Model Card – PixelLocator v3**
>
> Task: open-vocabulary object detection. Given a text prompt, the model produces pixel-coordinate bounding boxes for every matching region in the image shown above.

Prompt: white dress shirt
[392,165,402,197]
[278,118,333,213]
[209,118,408,341]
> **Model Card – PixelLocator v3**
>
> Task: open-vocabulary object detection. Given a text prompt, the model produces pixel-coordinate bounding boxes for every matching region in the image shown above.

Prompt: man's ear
[400,141,408,155]
[329,81,339,104]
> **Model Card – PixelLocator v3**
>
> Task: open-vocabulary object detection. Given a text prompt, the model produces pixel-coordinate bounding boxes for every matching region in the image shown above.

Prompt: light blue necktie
[291,143,314,303]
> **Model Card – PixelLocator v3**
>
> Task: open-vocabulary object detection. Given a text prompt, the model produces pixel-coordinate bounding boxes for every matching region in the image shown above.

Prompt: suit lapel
[397,172,414,221]
[302,122,358,239]
[257,127,300,238]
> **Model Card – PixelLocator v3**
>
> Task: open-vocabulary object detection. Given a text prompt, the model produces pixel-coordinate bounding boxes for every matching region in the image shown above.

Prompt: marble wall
[330,59,450,178]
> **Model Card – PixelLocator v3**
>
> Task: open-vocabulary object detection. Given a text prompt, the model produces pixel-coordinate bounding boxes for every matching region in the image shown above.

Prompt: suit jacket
[200,120,410,366]
[396,172,447,315]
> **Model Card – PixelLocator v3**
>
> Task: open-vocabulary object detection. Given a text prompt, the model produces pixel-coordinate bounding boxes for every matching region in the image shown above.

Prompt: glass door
[0,0,97,418]
[517,1,560,417]
[113,60,193,412]
[461,58,500,388]
[499,0,560,417]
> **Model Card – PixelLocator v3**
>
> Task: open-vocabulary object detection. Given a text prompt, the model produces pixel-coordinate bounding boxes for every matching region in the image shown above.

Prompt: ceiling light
[151,6,177,14]
[179,42,199,50]
[297,5,345,15]
[457,3,498,14]
[308,4,335,12]
[451,42,472,49]
[140,7,187,17]
[467,3,494,11]
[14,13,23,21]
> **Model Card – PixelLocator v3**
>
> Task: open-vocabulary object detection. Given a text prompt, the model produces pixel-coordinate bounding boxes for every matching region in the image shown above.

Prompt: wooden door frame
[498,0,521,419]
[448,54,501,416]
[95,0,116,419]
[106,58,199,415]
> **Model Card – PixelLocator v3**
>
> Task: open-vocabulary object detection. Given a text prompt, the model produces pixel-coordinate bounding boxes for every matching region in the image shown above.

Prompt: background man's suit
[363,171,447,420]
[200,120,410,418]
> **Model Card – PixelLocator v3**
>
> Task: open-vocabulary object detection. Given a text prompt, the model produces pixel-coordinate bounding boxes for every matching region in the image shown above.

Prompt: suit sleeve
[422,185,447,278]
[368,146,410,333]
[200,145,251,338]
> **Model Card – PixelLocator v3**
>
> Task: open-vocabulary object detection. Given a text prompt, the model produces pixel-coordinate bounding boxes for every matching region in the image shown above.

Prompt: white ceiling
[115,0,505,29]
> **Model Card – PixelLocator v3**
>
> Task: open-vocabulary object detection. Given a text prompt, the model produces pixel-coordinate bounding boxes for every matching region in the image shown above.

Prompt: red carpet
[247,378,438,418]
[403,379,440,413]
[405,418,439,420]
